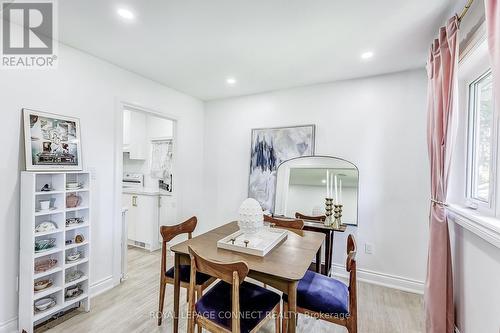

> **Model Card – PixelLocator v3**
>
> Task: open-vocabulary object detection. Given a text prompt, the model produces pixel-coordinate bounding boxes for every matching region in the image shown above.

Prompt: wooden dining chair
[157,217,217,326]
[283,234,358,333]
[295,212,326,222]
[264,214,304,230]
[187,246,282,333]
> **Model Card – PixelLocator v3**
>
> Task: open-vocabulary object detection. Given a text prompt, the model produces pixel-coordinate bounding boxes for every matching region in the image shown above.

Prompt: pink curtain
[425,16,458,333]
[485,0,500,109]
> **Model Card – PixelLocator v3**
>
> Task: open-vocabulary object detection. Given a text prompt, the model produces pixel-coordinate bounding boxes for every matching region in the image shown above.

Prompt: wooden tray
[217,228,288,257]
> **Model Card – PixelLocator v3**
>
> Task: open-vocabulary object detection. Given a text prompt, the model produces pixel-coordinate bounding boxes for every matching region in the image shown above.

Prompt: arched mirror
[274,156,359,225]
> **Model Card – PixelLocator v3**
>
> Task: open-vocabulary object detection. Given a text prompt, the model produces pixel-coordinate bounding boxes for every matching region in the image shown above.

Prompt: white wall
[203,69,430,292]
[0,43,204,331]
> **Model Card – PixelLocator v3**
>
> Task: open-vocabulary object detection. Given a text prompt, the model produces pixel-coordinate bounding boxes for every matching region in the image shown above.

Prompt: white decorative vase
[238,198,264,234]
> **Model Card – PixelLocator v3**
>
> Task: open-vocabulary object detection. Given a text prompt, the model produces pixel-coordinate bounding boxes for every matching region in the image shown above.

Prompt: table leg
[173,253,180,333]
[287,281,298,333]
[324,231,331,276]
[330,231,335,275]
[316,248,321,273]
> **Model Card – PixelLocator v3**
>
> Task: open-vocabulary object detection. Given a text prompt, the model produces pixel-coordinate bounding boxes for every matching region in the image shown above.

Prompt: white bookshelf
[20,171,91,333]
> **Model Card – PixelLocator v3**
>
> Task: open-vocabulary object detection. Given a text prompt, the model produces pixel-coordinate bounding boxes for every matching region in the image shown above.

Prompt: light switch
[365,243,373,254]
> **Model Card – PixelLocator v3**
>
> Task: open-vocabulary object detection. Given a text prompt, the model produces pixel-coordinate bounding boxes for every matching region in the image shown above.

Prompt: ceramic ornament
[238,198,264,234]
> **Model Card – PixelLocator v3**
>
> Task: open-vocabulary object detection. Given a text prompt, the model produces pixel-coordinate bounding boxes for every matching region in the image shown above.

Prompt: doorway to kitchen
[113,102,177,284]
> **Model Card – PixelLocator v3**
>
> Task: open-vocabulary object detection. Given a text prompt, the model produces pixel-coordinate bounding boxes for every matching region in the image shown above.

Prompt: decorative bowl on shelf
[34,258,58,273]
[66,217,84,226]
[34,238,56,252]
[66,182,83,190]
[34,297,56,312]
[238,198,264,234]
[66,251,81,262]
[65,270,84,283]
[35,221,58,233]
[34,279,52,291]
[65,285,83,299]
[66,193,82,208]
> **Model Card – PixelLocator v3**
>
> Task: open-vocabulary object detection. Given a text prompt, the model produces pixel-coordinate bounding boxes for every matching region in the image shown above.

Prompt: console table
[303,220,347,276]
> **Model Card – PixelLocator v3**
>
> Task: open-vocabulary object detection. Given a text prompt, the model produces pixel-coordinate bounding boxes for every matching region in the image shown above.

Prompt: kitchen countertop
[122,187,172,196]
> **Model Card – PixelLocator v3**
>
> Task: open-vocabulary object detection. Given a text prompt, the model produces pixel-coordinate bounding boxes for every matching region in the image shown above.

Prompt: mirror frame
[274,155,359,226]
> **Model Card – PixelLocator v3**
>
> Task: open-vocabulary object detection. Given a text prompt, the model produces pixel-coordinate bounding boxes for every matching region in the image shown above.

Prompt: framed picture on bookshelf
[23,109,83,171]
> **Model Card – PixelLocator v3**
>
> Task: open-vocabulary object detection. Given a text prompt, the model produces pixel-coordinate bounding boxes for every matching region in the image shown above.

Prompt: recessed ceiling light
[361,51,374,60]
[321,179,326,184]
[117,8,135,20]
[226,77,237,85]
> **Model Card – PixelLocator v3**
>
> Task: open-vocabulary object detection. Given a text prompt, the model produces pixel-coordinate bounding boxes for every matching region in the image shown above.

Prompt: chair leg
[187,313,196,333]
[347,319,357,333]
[196,286,203,333]
[274,303,281,333]
[157,279,166,326]
[282,302,288,333]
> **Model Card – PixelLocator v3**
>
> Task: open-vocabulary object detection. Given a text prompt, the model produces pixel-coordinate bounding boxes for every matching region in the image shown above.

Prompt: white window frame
[465,68,497,214]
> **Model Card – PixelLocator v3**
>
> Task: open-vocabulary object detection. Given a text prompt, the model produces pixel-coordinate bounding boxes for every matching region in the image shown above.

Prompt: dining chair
[187,246,282,333]
[157,216,217,326]
[295,212,326,222]
[264,214,304,230]
[283,234,358,333]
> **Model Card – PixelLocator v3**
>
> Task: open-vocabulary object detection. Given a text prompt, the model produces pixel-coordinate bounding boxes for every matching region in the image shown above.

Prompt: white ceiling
[58,0,455,100]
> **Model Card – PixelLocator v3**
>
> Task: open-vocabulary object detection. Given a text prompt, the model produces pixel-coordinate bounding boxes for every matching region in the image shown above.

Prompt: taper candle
[339,179,343,204]
[334,174,338,204]
[326,170,330,198]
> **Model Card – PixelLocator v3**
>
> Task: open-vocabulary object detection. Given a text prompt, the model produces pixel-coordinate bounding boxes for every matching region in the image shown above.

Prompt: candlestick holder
[324,198,334,226]
[332,204,343,229]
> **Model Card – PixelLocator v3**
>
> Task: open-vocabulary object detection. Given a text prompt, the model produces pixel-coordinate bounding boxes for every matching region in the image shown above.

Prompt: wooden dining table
[170,221,325,333]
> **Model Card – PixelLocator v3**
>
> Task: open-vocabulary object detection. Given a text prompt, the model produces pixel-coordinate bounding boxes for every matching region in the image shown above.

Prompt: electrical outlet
[365,243,373,254]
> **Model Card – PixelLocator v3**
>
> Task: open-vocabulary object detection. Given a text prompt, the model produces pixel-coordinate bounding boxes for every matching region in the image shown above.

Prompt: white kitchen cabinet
[123,110,147,160]
[122,193,159,251]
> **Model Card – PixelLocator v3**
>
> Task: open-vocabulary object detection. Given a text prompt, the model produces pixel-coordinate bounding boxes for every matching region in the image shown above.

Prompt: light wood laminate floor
[42,247,424,333]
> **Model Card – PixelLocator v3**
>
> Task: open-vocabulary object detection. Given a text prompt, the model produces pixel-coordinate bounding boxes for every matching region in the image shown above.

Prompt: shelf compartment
[64,275,88,288]
[35,174,65,194]
[65,173,90,192]
[63,293,88,308]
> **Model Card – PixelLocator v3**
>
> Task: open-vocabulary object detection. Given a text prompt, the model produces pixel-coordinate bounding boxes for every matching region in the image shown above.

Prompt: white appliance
[123,172,144,189]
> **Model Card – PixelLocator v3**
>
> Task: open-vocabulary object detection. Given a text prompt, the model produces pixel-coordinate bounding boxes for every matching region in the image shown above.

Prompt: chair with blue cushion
[157,217,217,327]
[283,234,358,333]
[186,246,282,333]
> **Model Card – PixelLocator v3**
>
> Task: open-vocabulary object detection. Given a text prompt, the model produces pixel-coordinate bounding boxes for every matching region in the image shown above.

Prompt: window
[466,70,496,207]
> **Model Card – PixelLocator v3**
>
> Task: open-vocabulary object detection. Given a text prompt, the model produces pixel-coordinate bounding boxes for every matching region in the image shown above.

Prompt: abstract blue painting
[249,125,315,213]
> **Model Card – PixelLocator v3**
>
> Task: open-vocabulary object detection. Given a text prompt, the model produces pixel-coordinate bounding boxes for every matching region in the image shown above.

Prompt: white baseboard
[90,276,115,297]
[332,264,425,294]
[0,317,18,333]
